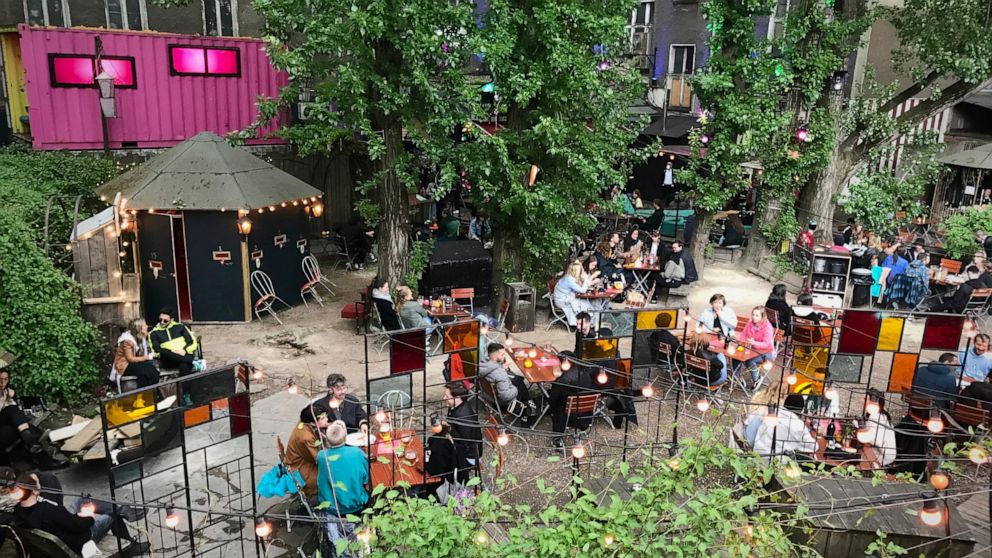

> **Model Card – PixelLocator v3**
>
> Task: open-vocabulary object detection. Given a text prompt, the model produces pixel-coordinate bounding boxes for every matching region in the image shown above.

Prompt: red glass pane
[206,48,239,75]
[100,58,134,86]
[52,56,94,85]
[921,315,964,351]
[171,47,206,74]
[837,310,881,355]
[390,330,426,374]
[229,393,250,437]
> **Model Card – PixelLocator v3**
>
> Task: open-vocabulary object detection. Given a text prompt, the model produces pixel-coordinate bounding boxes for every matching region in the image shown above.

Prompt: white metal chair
[250,270,291,324]
[299,258,324,310]
[544,277,573,332]
[303,254,337,296]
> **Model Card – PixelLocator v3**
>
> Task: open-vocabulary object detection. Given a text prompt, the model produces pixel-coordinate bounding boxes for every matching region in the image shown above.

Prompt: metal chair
[450,287,475,315]
[964,288,992,329]
[478,377,525,427]
[303,254,337,296]
[299,263,324,310]
[250,270,291,324]
[562,393,608,454]
[682,353,724,421]
[328,232,351,271]
[544,277,573,332]
[366,302,393,355]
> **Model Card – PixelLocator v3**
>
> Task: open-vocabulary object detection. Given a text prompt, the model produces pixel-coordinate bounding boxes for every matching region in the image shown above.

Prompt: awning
[641,114,696,139]
[937,143,992,170]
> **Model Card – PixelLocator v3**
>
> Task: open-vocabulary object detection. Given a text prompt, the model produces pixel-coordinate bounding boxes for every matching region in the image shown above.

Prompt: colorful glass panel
[921,315,965,351]
[443,320,480,353]
[390,330,426,374]
[229,393,250,437]
[888,352,920,393]
[877,316,905,351]
[837,310,882,355]
[636,309,677,330]
[104,390,155,427]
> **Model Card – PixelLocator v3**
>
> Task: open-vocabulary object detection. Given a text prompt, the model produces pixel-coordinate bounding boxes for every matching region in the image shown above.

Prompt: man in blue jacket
[912,353,959,408]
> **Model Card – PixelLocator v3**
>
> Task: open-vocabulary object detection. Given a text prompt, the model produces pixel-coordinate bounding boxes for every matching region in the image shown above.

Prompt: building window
[24,0,71,26]
[669,45,696,75]
[202,0,238,37]
[668,45,696,110]
[169,46,241,76]
[49,54,137,88]
[628,0,654,65]
[106,0,146,30]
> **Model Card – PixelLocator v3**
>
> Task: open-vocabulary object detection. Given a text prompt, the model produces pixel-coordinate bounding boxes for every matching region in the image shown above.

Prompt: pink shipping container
[16,24,288,150]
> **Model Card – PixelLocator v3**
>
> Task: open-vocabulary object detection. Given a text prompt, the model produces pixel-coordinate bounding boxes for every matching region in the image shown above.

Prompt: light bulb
[603,533,615,546]
[255,517,272,538]
[919,502,943,527]
[667,457,680,470]
[783,462,802,479]
[696,398,710,412]
[165,508,180,529]
[287,384,298,395]
[504,336,514,347]
[79,501,96,517]
[786,373,798,386]
[560,359,571,371]
[475,531,489,544]
[761,360,773,371]
[329,398,341,410]
[926,415,944,434]
[968,446,988,464]
[268,206,275,212]
[252,369,264,381]
[572,445,586,459]
[824,387,838,401]
[528,348,538,358]
[695,322,705,334]
[930,471,950,491]
[641,385,655,398]
[375,409,387,423]
[597,370,609,385]
[356,528,372,544]
[865,400,880,415]
[497,431,509,446]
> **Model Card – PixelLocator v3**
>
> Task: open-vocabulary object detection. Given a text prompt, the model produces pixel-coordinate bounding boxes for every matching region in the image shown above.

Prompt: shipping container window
[106,0,146,30]
[203,0,238,37]
[169,46,241,77]
[24,0,71,26]
[50,55,137,88]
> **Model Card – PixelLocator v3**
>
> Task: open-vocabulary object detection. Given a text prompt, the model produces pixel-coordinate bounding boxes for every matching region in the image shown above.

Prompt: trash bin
[504,282,535,333]
[851,269,874,307]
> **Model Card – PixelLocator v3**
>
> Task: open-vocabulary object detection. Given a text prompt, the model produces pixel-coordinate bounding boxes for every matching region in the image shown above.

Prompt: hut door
[138,213,192,322]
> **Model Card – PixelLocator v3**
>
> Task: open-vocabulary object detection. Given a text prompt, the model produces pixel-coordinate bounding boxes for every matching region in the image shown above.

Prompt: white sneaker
[193,359,206,372]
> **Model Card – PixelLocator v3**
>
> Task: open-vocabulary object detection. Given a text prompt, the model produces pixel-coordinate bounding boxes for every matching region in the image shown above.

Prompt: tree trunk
[688,210,714,280]
[797,147,858,245]
[743,202,779,272]
[492,227,524,301]
[374,122,409,287]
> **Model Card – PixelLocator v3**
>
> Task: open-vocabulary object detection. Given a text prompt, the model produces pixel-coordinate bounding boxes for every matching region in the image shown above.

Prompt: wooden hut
[91,132,324,323]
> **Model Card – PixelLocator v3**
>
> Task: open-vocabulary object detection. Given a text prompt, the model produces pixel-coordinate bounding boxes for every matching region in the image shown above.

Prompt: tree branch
[839,70,942,153]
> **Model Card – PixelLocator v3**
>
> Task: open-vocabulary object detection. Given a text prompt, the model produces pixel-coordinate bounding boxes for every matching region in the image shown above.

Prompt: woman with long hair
[113,318,159,389]
[858,388,896,467]
[580,256,602,290]
[594,233,623,282]
[765,283,792,334]
[554,261,594,326]
[738,307,776,385]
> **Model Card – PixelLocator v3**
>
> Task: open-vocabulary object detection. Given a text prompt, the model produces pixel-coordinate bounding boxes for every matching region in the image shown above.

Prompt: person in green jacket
[149,307,202,376]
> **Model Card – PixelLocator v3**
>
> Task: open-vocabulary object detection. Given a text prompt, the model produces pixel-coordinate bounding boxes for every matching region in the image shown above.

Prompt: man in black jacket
[673,241,698,284]
[642,199,666,233]
[314,373,369,433]
[444,383,482,479]
[547,352,594,448]
[930,266,985,314]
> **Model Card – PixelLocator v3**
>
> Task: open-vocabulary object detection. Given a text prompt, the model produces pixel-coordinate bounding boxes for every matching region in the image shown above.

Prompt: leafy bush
[943,205,992,260]
[0,208,102,403]
[402,239,435,293]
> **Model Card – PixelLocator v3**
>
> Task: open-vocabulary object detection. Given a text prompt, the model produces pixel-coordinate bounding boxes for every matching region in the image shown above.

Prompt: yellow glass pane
[581,338,619,360]
[888,352,919,393]
[877,317,904,351]
[636,310,676,330]
[104,390,155,427]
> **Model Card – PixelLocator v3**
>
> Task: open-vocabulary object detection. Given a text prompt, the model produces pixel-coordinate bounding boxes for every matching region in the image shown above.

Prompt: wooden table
[622,261,661,294]
[510,347,561,384]
[707,338,769,363]
[366,429,439,488]
[813,436,879,471]
[576,288,622,310]
[427,302,472,319]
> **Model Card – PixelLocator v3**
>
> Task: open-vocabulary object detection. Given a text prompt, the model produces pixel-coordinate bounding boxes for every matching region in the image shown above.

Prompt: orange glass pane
[888,352,919,393]
[636,310,677,330]
[184,405,211,428]
[877,317,904,351]
[104,390,155,427]
[616,359,632,389]
[793,323,833,347]
[792,346,829,378]
[211,398,229,413]
[443,320,480,353]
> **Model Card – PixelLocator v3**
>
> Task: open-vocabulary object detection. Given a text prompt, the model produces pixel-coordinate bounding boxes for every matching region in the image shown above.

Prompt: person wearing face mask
[149,307,202,376]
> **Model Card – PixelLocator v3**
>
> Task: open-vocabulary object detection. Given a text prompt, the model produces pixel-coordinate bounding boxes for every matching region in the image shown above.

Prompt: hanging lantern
[165,507,180,529]
[237,217,253,236]
[255,517,272,538]
[929,470,950,491]
[311,201,325,218]
[496,429,509,446]
[596,369,609,385]
[918,499,943,527]
[926,410,944,434]
[641,385,655,398]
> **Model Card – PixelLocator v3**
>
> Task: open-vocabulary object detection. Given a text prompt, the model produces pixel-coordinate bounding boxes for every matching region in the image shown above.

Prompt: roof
[96,132,322,211]
[70,206,115,241]
[937,143,992,170]
[642,114,696,139]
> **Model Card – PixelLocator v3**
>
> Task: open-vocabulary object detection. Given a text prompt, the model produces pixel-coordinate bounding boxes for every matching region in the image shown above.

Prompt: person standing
[316,421,369,557]
[149,307,202,376]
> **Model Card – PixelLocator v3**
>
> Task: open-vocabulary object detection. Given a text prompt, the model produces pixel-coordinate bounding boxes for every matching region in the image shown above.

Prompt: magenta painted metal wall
[18,25,288,150]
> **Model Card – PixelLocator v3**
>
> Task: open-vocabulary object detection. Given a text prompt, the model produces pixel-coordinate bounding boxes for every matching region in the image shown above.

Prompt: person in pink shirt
[739,307,776,384]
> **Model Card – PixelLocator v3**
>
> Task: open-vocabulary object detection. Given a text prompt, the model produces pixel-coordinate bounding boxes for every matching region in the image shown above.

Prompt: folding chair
[682,353,724,421]
[302,254,337,296]
[250,270,291,324]
[328,231,351,271]
[544,277,573,332]
[939,258,962,276]
[366,303,393,355]
[947,401,991,433]
[299,261,324,310]
[562,393,608,452]
[487,298,510,342]
[451,288,475,315]
[478,377,525,426]
[964,288,992,329]
[658,341,683,399]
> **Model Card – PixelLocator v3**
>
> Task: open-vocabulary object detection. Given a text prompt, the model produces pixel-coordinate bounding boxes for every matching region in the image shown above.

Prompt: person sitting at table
[880,245,909,295]
[644,229,668,261]
[397,285,432,330]
[314,374,369,433]
[910,239,927,263]
[316,421,369,557]
[438,207,461,241]
[858,389,897,467]
[791,293,827,325]
[885,254,930,309]
[739,307,776,385]
[621,228,643,258]
[573,312,598,354]
[655,251,686,290]
[958,333,992,386]
[479,343,536,425]
[594,234,626,284]
[444,382,483,477]
[980,260,992,288]
[959,379,992,411]
[765,284,792,334]
[742,388,778,448]
[977,230,992,259]
[697,294,737,338]
[719,214,745,247]
[630,189,644,209]
[672,241,698,284]
[285,400,331,498]
[554,261,595,327]
[686,345,727,389]
[370,277,402,331]
[929,266,984,314]
[752,394,816,464]
[971,250,987,273]
[911,353,959,409]
[580,256,603,290]
[548,351,594,449]
[642,199,666,233]
[425,417,458,485]
[468,211,492,242]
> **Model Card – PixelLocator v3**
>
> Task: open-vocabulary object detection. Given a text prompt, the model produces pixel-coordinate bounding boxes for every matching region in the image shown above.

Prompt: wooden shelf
[812,271,848,277]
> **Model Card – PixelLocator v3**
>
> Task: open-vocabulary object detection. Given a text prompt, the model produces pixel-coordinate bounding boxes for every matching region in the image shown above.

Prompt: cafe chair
[327,231,352,272]
[302,254,337,296]
[903,391,936,425]
[657,342,684,400]
[964,288,992,330]
[488,298,510,343]
[682,354,724,422]
[366,302,394,355]
[478,377,526,427]
[562,393,608,454]
[450,288,475,315]
[946,401,991,433]
[250,270,291,325]
[544,278,574,332]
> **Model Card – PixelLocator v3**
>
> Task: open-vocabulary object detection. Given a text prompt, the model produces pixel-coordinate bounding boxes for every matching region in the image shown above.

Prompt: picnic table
[427,301,472,319]
[366,429,440,488]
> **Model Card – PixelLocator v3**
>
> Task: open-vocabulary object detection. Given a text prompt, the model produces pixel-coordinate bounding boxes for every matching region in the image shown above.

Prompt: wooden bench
[711,246,744,263]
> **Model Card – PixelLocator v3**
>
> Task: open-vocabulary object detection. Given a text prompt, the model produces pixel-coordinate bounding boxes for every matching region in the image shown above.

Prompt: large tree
[253,0,482,285]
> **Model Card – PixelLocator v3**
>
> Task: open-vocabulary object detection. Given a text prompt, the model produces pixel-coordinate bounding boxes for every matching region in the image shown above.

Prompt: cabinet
[809,252,851,306]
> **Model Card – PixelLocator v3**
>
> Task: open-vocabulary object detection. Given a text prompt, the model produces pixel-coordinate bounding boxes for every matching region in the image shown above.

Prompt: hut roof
[96,132,322,211]
[937,143,992,170]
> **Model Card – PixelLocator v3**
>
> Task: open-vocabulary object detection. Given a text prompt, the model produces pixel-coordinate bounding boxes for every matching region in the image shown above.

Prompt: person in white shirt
[857,389,897,467]
[697,293,738,337]
[753,394,816,463]
[663,161,675,186]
